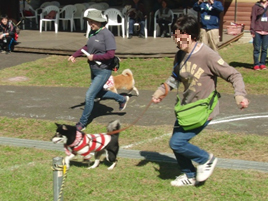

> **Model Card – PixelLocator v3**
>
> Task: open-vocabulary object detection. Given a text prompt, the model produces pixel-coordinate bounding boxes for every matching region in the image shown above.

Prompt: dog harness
[64,131,111,160]
[103,76,114,90]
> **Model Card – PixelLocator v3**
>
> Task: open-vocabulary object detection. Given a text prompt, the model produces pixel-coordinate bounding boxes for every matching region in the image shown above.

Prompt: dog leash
[106,83,169,135]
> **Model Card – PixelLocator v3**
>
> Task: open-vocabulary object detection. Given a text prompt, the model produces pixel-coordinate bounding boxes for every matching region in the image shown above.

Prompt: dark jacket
[129,1,146,21]
[193,1,224,29]
[250,2,268,34]
[0,21,16,38]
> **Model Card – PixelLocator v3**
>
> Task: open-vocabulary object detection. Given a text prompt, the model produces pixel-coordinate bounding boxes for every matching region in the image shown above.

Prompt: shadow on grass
[69,158,117,169]
[229,62,252,69]
[136,151,179,180]
[136,151,206,187]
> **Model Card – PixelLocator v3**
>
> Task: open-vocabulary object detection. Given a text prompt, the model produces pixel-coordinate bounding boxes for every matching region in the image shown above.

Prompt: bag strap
[256,6,268,21]
[208,91,221,109]
[172,42,198,78]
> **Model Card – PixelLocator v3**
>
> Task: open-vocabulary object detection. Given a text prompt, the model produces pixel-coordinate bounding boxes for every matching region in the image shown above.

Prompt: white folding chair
[59,5,77,32]
[153,9,174,38]
[82,3,90,9]
[36,2,55,15]
[51,1,61,7]
[126,16,148,38]
[87,2,96,7]
[39,5,59,33]
[20,4,38,29]
[98,2,109,10]
[104,8,125,38]
[89,3,106,11]
[74,4,86,30]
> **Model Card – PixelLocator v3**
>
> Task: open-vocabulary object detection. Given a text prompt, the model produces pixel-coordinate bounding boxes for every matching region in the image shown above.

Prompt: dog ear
[55,123,61,128]
[62,125,68,130]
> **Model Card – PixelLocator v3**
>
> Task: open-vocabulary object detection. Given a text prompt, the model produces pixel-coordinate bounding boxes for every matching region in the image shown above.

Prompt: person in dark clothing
[156,0,173,37]
[127,0,147,39]
[193,0,224,52]
[0,15,17,54]
[250,0,268,70]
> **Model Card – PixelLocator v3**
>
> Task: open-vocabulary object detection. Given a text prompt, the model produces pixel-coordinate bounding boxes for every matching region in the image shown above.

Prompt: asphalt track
[1,52,268,172]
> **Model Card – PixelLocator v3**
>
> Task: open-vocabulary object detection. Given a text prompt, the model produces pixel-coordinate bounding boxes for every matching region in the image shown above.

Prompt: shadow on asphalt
[69,100,126,125]
[69,92,134,125]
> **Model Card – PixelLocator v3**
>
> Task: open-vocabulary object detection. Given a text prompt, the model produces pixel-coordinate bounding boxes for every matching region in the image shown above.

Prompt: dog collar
[69,131,83,147]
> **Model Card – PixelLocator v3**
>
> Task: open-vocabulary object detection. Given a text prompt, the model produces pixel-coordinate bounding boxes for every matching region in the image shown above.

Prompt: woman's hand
[239,98,249,110]
[68,56,76,63]
[87,54,94,61]
[235,96,249,110]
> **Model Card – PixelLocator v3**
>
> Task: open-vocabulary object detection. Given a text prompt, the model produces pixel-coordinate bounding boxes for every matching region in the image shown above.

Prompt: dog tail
[107,119,121,133]
[122,69,133,77]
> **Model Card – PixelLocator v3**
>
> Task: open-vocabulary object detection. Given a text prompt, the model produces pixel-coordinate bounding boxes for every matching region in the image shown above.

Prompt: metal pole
[53,157,63,201]
[234,0,237,23]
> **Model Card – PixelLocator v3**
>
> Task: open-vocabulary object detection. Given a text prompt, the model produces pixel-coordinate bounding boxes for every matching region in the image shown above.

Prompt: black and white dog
[51,120,120,170]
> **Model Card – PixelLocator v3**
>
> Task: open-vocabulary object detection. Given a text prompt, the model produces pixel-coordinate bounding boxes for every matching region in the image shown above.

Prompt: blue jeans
[253,32,268,66]
[169,120,210,178]
[128,18,145,36]
[79,68,125,126]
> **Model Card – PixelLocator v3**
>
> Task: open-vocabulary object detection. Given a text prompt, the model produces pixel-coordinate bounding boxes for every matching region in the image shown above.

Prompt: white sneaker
[196,153,218,182]
[170,174,197,187]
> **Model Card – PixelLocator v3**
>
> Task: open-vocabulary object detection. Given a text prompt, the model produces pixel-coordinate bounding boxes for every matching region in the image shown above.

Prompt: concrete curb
[1,137,267,173]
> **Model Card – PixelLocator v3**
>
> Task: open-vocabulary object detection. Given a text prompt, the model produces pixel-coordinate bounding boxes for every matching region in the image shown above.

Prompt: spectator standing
[68,10,129,131]
[250,0,268,70]
[193,0,224,52]
[156,0,173,37]
[0,15,17,54]
[152,15,249,187]
[127,0,147,39]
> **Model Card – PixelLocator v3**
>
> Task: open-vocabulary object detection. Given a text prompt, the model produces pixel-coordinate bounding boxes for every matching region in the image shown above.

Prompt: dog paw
[87,165,97,169]
[107,162,117,170]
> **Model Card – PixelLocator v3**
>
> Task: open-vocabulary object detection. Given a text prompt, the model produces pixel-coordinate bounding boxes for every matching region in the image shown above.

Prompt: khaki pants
[200,28,219,52]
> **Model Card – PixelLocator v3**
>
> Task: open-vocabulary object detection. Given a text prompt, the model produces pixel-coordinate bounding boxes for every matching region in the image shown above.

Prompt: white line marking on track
[122,113,268,149]
[209,114,268,125]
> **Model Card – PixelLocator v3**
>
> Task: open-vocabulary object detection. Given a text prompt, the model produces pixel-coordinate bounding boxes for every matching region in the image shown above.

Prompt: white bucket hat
[84,9,107,22]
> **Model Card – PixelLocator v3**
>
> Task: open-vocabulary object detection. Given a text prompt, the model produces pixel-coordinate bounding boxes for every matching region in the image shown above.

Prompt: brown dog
[104,69,139,96]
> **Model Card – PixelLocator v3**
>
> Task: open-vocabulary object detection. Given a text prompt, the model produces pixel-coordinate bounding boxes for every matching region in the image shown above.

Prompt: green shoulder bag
[174,91,220,131]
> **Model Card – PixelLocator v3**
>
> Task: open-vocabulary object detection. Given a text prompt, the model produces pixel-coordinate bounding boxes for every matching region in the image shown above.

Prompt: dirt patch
[4,76,29,82]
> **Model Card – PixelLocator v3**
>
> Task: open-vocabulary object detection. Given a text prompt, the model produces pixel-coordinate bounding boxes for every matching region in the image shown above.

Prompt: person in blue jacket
[193,0,224,52]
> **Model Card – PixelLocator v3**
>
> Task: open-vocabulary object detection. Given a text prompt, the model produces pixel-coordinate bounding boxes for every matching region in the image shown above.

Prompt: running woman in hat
[68,9,129,131]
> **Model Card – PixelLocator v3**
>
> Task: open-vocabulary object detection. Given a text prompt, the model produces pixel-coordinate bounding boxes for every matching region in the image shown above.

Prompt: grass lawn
[0,43,267,94]
[0,42,268,200]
